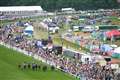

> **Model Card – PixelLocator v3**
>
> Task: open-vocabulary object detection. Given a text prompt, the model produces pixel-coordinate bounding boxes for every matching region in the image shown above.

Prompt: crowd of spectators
[0,22,120,80]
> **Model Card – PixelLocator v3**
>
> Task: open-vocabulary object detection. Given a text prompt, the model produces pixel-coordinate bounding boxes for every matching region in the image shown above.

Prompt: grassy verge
[53,37,89,52]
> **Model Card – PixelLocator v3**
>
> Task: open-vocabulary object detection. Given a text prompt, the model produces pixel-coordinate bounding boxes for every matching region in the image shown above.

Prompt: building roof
[0,6,43,12]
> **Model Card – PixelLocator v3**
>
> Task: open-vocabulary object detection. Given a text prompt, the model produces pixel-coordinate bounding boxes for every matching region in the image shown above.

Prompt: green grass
[34,28,49,39]
[0,45,79,80]
[53,37,89,52]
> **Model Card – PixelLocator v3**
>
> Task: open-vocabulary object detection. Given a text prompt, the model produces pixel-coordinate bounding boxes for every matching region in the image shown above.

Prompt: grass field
[0,45,79,80]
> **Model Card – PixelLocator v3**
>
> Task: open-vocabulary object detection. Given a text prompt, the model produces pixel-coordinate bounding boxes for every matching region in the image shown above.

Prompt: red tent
[106,30,120,38]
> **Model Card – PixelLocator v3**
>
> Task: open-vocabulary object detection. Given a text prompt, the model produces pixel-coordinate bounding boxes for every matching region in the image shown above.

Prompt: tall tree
[0,0,120,11]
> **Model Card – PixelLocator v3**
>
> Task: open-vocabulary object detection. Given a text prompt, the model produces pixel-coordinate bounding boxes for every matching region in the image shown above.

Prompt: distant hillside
[0,0,120,11]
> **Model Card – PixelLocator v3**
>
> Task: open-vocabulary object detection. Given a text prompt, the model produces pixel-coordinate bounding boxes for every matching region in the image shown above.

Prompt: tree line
[0,0,120,11]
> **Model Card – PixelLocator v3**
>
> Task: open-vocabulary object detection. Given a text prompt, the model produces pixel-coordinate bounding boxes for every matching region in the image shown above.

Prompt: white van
[82,26,94,32]
[73,26,79,31]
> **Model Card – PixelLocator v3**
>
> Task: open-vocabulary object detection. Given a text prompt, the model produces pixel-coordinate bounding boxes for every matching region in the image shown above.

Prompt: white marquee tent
[0,6,43,12]
[114,47,120,53]
[0,6,43,16]
[112,47,120,59]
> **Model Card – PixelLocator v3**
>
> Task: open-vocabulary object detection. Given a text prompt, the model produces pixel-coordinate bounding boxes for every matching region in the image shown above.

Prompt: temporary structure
[106,30,120,38]
[112,47,120,59]
[100,44,113,52]
[0,6,43,16]
[0,6,43,12]
[24,25,33,35]
[114,47,120,53]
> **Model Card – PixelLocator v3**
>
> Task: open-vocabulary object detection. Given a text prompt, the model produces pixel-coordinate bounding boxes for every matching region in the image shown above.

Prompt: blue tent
[24,25,33,35]
[100,44,113,52]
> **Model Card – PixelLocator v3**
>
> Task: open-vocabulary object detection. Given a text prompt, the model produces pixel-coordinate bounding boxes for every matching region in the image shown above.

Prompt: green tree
[0,0,120,11]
